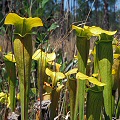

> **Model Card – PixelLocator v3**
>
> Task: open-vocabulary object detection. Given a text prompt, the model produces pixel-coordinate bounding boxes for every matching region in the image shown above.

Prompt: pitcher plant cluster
[0,13,120,120]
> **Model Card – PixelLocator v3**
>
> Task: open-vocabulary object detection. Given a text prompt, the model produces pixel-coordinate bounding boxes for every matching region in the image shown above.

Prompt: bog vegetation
[0,0,120,120]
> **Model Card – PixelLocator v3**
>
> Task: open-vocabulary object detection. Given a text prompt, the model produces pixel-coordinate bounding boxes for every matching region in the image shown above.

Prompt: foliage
[0,0,120,120]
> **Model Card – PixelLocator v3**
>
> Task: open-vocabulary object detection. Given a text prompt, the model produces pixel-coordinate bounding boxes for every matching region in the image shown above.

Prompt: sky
[64,0,74,11]
[63,0,120,11]
[116,0,120,10]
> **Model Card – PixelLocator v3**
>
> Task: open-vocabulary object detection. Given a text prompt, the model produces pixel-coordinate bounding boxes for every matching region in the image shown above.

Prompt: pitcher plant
[89,26,117,120]
[4,13,43,120]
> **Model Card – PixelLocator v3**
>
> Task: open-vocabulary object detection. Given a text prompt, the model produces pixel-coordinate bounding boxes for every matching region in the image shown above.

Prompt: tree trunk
[103,0,109,30]
[95,0,99,26]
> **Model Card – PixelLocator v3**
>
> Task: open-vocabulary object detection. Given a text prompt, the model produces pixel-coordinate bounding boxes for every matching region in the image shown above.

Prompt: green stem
[67,78,76,120]
[74,82,79,120]
[38,59,44,120]
[94,46,99,74]
[14,35,32,120]
[75,36,90,120]
[96,41,113,120]
[5,61,16,111]
[116,97,120,118]
[38,55,47,119]
[86,86,103,120]
[86,46,103,120]
[50,89,60,120]
[38,56,47,92]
